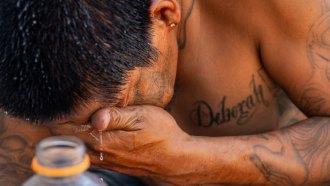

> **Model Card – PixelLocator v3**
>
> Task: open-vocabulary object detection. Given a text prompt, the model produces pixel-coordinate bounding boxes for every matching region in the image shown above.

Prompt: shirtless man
[0,0,329,185]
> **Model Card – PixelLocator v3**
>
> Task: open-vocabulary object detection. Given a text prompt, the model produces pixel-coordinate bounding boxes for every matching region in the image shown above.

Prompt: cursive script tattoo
[190,75,269,127]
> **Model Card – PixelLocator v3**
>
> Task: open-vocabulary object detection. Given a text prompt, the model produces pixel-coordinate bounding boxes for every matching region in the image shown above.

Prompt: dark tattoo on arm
[300,85,330,115]
[301,0,330,116]
[249,118,330,185]
[177,0,195,50]
[251,3,330,183]
[288,119,330,181]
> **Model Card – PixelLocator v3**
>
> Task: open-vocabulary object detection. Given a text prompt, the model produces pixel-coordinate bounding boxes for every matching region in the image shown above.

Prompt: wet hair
[0,0,156,122]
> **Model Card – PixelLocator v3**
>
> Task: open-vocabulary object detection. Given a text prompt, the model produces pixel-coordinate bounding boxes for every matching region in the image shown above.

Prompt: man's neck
[176,0,196,50]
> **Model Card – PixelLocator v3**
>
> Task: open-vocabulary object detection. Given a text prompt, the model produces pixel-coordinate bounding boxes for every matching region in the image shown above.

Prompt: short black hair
[0,0,156,122]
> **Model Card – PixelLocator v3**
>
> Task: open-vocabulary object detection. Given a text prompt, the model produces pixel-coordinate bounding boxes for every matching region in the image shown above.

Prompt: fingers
[91,106,144,132]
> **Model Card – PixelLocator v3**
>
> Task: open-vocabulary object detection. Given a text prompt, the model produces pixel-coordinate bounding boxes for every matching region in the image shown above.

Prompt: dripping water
[99,131,104,161]
[99,131,104,182]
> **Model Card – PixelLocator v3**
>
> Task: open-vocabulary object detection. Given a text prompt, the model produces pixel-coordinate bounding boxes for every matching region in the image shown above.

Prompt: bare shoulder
[198,0,324,40]
[250,0,324,37]
[254,0,330,116]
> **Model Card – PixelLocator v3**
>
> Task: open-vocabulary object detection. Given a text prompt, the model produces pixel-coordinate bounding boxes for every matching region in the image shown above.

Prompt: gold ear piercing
[168,22,177,27]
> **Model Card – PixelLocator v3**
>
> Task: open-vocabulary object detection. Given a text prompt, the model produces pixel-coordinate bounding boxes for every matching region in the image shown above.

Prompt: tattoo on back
[190,75,269,127]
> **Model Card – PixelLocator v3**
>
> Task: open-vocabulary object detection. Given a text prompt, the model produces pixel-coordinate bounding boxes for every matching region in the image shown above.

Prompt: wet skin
[2,0,330,185]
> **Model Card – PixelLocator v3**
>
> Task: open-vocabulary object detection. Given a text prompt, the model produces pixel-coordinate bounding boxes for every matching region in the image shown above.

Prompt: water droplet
[33,20,37,25]
[100,152,103,161]
[13,77,18,80]
[16,0,22,8]
[99,131,104,161]
[23,3,29,12]
[4,111,8,115]
[100,177,104,182]
[99,131,103,145]
[18,12,23,20]
[26,118,30,121]
[64,5,69,15]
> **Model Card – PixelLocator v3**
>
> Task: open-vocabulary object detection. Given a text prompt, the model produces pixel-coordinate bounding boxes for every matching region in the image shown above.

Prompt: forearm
[179,117,330,185]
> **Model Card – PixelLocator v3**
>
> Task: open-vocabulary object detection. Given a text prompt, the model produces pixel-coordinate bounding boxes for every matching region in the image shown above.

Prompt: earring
[168,22,177,28]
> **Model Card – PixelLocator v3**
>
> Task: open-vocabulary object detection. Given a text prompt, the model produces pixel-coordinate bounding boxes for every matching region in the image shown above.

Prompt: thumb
[91,106,144,132]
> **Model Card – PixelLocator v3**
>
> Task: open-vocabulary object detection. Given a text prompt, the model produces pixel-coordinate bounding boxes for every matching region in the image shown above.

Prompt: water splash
[16,0,22,8]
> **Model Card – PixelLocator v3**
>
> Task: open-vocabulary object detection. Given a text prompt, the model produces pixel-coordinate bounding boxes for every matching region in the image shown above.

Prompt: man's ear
[150,0,181,30]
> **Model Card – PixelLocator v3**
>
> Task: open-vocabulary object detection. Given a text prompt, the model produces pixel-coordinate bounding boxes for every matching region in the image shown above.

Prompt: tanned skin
[0,115,51,185]
[1,0,330,185]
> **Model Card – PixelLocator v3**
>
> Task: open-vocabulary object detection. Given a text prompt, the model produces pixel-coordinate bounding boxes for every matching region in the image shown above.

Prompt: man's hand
[49,105,193,184]
[90,106,190,179]
[48,106,330,185]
